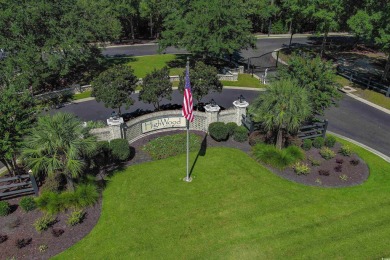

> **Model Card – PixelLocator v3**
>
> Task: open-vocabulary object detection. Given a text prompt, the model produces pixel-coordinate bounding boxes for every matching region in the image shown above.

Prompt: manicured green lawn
[73,91,92,100]
[221,74,265,88]
[56,142,390,259]
[353,88,390,110]
[104,54,186,78]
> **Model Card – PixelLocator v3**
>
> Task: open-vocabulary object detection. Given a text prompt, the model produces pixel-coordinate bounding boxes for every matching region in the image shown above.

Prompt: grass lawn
[73,91,92,100]
[56,142,390,259]
[104,54,186,78]
[353,88,390,110]
[221,74,265,88]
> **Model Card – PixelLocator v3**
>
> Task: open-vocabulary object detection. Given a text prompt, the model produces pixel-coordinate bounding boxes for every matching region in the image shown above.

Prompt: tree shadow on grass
[102,55,137,69]
[189,133,208,178]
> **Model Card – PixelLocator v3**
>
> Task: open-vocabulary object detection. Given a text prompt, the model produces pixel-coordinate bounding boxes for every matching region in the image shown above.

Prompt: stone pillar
[107,117,124,140]
[233,100,249,126]
[204,104,221,130]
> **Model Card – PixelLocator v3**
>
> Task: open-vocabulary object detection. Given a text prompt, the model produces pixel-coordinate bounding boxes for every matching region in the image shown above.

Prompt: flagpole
[184,57,192,182]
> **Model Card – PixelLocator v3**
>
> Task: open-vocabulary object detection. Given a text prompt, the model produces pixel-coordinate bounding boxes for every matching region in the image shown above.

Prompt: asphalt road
[57,88,390,157]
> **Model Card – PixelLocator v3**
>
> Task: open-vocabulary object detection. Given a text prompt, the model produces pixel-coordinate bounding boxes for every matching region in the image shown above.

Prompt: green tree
[111,0,140,40]
[139,67,172,111]
[178,61,223,105]
[302,0,344,56]
[0,87,36,176]
[347,10,374,46]
[22,113,97,191]
[92,65,138,115]
[160,0,256,58]
[0,0,121,92]
[281,54,341,115]
[249,79,312,150]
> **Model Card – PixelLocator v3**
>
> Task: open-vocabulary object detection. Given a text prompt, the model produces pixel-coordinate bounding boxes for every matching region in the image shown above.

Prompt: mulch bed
[0,197,101,260]
[271,143,369,188]
[0,132,370,259]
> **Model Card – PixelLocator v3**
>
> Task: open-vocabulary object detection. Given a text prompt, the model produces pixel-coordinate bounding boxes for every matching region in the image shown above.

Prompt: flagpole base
[183,177,192,182]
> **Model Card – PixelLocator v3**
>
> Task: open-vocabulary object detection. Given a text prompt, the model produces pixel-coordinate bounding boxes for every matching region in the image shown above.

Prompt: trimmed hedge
[233,126,248,142]
[209,122,229,142]
[302,139,312,151]
[226,122,238,136]
[325,135,336,148]
[110,139,131,161]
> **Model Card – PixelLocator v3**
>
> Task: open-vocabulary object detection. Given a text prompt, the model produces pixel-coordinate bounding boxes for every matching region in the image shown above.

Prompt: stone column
[107,117,124,140]
[233,100,249,126]
[204,104,221,130]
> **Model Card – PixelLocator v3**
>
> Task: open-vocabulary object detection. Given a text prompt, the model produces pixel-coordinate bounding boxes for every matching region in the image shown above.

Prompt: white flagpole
[184,57,192,182]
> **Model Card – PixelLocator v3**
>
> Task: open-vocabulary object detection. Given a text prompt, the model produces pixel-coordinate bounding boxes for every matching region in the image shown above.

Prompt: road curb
[344,92,390,115]
[328,131,390,163]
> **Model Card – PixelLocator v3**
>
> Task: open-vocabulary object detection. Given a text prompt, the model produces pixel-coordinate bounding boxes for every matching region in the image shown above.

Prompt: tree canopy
[0,0,121,92]
[178,61,223,105]
[139,67,172,111]
[249,79,312,149]
[92,65,138,114]
[159,0,256,58]
[0,87,36,176]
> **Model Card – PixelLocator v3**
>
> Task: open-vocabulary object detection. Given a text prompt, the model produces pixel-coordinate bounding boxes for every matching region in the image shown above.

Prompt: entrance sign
[141,117,186,133]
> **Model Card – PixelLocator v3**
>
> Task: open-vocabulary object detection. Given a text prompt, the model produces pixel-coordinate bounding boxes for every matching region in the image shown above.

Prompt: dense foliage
[0,87,36,176]
[110,139,131,162]
[178,61,223,104]
[249,79,312,149]
[0,201,11,216]
[208,122,229,142]
[92,65,138,115]
[233,126,249,143]
[142,133,202,160]
[252,143,304,169]
[139,67,172,110]
[19,197,37,212]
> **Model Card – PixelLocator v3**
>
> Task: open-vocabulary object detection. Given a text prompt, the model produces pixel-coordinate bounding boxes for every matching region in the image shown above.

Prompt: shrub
[73,184,99,208]
[209,122,229,141]
[0,201,11,216]
[39,244,48,252]
[36,184,99,214]
[248,131,265,146]
[320,147,335,160]
[334,164,343,172]
[67,210,85,226]
[142,133,201,160]
[325,135,336,147]
[336,158,344,164]
[51,228,64,237]
[318,169,330,176]
[302,139,312,151]
[339,145,352,156]
[339,174,348,181]
[19,197,37,212]
[312,137,325,148]
[0,234,8,244]
[252,143,303,169]
[284,146,305,161]
[226,122,238,136]
[233,126,249,142]
[308,156,321,166]
[350,159,360,166]
[286,135,302,147]
[15,238,32,249]
[33,215,56,233]
[110,138,131,161]
[293,162,310,175]
[40,174,63,193]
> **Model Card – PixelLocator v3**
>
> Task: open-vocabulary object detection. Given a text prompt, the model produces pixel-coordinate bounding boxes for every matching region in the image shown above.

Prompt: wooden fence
[0,174,39,199]
[337,66,390,97]
[242,115,328,140]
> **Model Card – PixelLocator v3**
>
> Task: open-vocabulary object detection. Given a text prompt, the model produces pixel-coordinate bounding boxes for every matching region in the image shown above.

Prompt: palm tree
[22,113,97,191]
[249,79,312,149]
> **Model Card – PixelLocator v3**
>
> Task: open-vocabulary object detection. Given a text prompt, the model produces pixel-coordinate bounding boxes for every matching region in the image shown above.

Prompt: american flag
[182,66,194,122]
